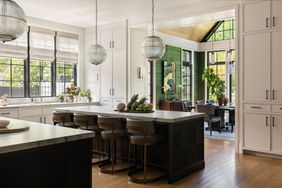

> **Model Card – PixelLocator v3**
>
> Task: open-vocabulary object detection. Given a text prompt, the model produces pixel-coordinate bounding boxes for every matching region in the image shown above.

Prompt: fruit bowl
[0,120,10,128]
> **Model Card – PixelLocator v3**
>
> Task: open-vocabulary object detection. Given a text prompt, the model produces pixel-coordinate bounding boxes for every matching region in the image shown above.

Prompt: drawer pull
[280,108,282,110]
[251,106,262,109]
[273,117,275,127]
[1,112,11,115]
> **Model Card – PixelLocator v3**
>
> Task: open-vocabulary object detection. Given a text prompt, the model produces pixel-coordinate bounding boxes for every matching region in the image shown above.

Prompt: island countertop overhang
[54,106,205,123]
[0,117,94,155]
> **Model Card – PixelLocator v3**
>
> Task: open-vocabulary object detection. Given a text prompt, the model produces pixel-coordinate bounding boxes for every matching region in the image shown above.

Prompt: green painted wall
[156,45,181,108]
[194,51,205,101]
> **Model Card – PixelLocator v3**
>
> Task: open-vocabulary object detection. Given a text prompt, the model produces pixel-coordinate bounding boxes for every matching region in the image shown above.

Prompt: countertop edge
[0,132,94,155]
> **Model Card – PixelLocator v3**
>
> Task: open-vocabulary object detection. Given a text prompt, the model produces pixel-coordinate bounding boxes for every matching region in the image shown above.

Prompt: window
[207,19,235,42]
[29,60,52,97]
[182,50,192,101]
[56,62,76,94]
[208,51,226,101]
[0,27,78,98]
[229,50,236,104]
[0,57,25,98]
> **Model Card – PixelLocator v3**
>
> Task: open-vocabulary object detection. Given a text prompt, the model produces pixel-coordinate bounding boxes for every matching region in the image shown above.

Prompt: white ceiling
[15,0,239,28]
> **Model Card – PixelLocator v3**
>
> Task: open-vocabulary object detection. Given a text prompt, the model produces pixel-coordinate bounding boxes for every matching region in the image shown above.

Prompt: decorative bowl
[0,120,10,128]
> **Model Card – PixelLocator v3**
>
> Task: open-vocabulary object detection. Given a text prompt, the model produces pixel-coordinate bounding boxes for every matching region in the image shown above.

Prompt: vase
[68,96,74,103]
[217,99,224,106]
[223,98,229,106]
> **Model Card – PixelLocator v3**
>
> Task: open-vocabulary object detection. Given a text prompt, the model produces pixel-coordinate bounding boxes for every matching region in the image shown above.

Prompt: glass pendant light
[0,0,27,43]
[141,0,165,61]
[87,0,106,65]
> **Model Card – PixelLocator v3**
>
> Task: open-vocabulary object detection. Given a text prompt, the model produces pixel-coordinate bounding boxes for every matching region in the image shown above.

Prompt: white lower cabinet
[244,112,282,155]
[271,115,282,154]
[244,113,270,152]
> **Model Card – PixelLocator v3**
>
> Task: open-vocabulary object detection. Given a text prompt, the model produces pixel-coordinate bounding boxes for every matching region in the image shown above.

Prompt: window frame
[0,57,26,98]
[181,49,192,102]
[55,62,77,95]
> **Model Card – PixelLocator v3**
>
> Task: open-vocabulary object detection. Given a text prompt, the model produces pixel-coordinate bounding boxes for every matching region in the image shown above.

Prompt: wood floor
[92,139,282,188]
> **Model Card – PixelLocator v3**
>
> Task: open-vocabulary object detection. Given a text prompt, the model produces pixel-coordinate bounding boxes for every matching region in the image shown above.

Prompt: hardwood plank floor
[92,139,282,188]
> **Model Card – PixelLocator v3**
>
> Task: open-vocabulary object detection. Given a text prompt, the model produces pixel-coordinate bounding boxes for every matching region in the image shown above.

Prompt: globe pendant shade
[88,44,107,65]
[0,0,27,42]
[141,35,165,61]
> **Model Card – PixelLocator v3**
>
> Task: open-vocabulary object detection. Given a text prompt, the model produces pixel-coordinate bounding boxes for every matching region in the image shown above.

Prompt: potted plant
[57,93,65,103]
[84,89,91,102]
[66,82,81,103]
[202,68,226,106]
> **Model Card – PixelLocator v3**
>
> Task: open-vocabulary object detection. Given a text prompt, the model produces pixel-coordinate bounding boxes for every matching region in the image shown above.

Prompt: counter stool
[73,114,104,164]
[98,116,128,174]
[52,112,77,128]
[127,119,167,184]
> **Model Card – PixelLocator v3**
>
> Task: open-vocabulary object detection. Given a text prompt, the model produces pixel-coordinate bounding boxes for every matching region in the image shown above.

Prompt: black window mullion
[10,58,12,97]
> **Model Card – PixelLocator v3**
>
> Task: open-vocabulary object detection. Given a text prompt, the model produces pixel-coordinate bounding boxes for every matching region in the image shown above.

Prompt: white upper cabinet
[243,33,270,102]
[112,28,126,49]
[100,50,113,98]
[112,49,127,98]
[243,1,271,33]
[101,30,113,50]
[272,0,282,29]
[271,30,282,102]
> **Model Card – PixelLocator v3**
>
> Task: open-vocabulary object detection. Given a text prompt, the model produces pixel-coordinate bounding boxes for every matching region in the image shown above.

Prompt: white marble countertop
[0,117,94,154]
[0,102,99,109]
[54,106,205,123]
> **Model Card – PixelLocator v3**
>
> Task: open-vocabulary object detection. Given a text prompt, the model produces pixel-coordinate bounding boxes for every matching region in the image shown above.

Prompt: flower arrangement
[66,82,81,102]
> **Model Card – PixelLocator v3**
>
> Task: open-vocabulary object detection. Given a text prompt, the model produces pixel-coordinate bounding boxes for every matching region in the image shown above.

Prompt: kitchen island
[0,117,94,188]
[55,105,205,184]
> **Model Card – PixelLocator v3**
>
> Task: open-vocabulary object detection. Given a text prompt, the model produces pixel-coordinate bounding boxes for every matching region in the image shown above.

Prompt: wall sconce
[137,67,144,79]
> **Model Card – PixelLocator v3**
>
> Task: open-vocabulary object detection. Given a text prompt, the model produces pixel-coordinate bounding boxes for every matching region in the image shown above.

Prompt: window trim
[181,49,193,102]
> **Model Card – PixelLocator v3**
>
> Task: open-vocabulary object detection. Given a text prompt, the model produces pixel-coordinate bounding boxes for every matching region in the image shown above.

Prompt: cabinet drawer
[0,109,19,118]
[244,104,270,112]
[272,105,282,113]
[19,107,42,118]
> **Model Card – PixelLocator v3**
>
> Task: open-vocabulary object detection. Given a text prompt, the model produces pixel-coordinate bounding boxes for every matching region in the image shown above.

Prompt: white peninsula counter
[0,117,94,188]
[54,105,206,184]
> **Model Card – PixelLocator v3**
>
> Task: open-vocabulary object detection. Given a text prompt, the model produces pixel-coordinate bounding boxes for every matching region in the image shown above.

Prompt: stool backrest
[53,112,73,123]
[98,116,120,130]
[127,119,155,135]
[73,114,97,128]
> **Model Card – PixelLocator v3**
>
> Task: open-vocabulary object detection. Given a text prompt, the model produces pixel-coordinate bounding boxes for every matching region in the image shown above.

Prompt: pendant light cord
[152,0,155,36]
[95,0,98,44]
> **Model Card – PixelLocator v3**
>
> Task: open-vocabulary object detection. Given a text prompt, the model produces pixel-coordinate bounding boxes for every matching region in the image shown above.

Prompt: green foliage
[202,68,226,100]
[57,93,64,102]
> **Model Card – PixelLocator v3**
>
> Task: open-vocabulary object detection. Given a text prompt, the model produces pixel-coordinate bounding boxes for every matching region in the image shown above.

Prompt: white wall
[27,17,86,89]
[129,29,200,103]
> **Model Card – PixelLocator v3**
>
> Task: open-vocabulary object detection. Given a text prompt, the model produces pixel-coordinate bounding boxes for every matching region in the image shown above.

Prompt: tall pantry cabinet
[241,0,282,155]
[85,21,128,107]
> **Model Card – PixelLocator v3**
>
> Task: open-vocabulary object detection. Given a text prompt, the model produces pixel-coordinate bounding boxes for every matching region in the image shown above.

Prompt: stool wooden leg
[128,141,131,172]
[144,144,147,184]
[111,139,114,174]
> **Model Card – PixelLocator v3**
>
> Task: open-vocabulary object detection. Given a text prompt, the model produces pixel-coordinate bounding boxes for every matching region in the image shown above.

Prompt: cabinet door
[272,31,282,102]
[243,1,270,32]
[272,0,282,29]
[85,68,101,99]
[101,30,113,50]
[243,33,270,102]
[100,50,113,98]
[100,97,113,108]
[44,115,54,125]
[244,113,270,151]
[112,49,127,99]
[272,115,282,154]
[21,116,42,123]
[112,28,126,49]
